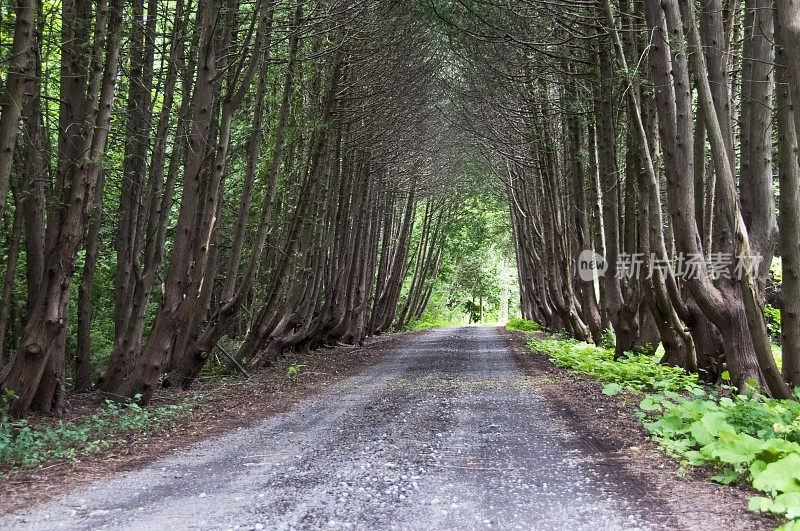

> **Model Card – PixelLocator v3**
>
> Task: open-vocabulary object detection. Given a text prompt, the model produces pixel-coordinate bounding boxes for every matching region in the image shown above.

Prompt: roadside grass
[514,325,800,529]
[531,336,701,395]
[405,316,456,331]
[505,317,542,332]
[0,392,203,477]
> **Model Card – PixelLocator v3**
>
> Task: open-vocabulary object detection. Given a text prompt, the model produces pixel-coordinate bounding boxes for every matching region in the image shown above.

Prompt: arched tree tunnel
[1,0,800,419]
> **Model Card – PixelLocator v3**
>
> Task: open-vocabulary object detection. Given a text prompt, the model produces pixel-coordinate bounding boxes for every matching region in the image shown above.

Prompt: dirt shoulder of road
[0,332,415,514]
[500,327,781,530]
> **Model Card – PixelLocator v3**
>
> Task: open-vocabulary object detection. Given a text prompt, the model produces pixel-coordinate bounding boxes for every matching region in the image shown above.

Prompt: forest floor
[0,326,779,529]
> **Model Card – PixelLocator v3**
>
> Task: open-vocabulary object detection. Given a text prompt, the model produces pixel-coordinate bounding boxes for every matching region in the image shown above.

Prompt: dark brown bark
[21,59,45,316]
[239,44,344,365]
[372,178,417,333]
[0,185,23,363]
[75,171,105,392]
[740,0,777,285]
[164,2,285,389]
[776,7,800,386]
[2,0,125,417]
[678,0,789,397]
[109,0,220,404]
[607,0,698,369]
[595,38,624,340]
[114,0,157,343]
[0,0,37,224]
[97,0,190,392]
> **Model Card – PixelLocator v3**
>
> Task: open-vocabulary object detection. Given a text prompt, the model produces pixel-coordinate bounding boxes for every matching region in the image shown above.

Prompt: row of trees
[428,0,800,396]
[395,160,520,329]
[0,0,455,417]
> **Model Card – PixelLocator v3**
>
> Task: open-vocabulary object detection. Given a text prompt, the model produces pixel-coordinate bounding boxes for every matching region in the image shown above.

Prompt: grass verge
[505,317,543,332]
[0,392,203,477]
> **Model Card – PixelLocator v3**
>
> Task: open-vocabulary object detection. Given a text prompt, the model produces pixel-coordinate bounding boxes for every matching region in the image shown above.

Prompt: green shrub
[524,334,800,525]
[285,363,307,379]
[529,338,800,529]
[505,318,542,332]
[766,304,782,342]
[0,393,201,474]
[640,389,800,524]
[772,257,783,283]
[529,337,701,394]
[601,328,616,350]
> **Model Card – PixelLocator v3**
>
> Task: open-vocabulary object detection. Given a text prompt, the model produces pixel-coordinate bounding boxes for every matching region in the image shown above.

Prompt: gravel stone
[2,327,671,529]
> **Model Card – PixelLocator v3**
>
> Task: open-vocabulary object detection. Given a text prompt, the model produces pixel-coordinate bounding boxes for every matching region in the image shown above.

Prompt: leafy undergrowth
[0,392,202,476]
[530,336,701,394]
[525,332,800,529]
[505,317,543,332]
[641,390,800,529]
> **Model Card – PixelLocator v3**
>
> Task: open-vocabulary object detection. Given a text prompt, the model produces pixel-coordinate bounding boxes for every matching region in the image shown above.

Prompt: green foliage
[402,295,469,331]
[766,304,782,342]
[199,360,238,379]
[602,382,623,396]
[285,363,308,379]
[529,337,702,394]
[773,257,784,284]
[505,317,542,332]
[601,328,616,350]
[405,314,459,331]
[463,299,482,323]
[0,393,200,473]
[399,164,520,326]
[639,389,800,524]
[525,335,800,524]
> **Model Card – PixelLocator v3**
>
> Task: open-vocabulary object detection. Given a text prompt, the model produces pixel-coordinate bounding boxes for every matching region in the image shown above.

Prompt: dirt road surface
[0,327,769,529]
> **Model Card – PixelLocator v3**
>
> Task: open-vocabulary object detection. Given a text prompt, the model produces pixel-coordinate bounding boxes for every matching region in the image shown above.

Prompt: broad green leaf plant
[521,331,800,528]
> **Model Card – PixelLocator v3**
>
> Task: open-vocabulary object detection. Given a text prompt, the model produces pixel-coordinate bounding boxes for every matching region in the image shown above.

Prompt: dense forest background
[1,0,800,418]
[0,0,518,418]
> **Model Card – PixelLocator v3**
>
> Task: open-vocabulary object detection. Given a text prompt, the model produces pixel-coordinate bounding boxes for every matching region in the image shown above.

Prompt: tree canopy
[0,0,799,418]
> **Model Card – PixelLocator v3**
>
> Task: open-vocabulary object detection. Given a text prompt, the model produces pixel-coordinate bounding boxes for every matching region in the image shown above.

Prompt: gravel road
[2,326,664,530]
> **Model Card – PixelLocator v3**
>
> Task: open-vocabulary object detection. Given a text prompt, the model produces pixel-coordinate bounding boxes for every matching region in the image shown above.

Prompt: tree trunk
[114,0,157,342]
[776,7,800,386]
[75,171,105,392]
[108,0,220,404]
[97,0,190,391]
[0,185,23,363]
[679,0,790,397]
[740,0,777,288]
[595,38,624,340]
[0,0,37,224]
[2,0,125,416]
